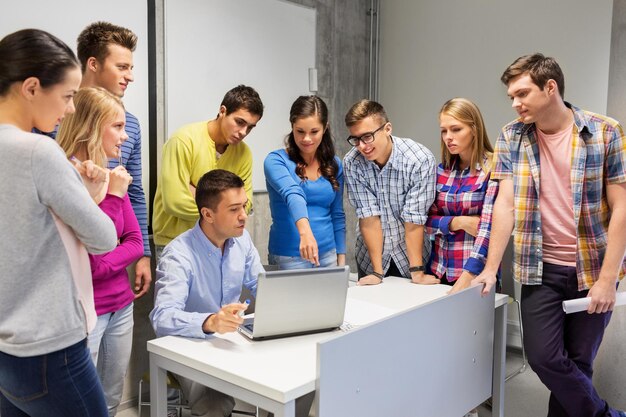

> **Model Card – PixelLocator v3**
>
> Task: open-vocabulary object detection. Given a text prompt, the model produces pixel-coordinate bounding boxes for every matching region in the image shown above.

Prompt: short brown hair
[345,99,389,127]
[195,169,245,214]
[77,22,137,72]
[220,85,264,118]
[501,53,565,98]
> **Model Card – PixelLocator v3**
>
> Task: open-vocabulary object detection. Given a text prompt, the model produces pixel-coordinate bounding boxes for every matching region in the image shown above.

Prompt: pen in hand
[238,299,251,318]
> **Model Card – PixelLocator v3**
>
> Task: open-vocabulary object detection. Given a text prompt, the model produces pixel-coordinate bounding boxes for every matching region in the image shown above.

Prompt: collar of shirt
[190,220,235,257]
[385,136,398,169]
[356,135,398,172]
[449,157,486,174]
[519,102,590,140]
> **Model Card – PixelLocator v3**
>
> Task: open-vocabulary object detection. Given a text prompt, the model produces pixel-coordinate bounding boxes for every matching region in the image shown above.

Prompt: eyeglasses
[346,123,387,146]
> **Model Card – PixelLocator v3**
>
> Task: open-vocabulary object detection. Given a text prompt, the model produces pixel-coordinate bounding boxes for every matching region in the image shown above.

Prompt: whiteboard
[0,0,149,190]
[165,0,316,191]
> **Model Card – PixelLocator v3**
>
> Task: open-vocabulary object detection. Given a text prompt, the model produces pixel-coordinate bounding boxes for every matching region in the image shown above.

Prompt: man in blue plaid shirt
[343,99,438,286]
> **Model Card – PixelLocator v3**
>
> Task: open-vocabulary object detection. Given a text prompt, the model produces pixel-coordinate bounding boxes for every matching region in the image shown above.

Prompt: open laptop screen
[238,266,349,340]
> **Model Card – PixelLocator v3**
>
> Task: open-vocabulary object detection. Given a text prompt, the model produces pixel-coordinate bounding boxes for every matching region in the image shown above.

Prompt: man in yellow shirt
[153,85,264,257]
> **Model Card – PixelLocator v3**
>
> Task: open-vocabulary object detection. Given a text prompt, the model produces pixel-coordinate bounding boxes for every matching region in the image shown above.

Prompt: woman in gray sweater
[0,29,117,416]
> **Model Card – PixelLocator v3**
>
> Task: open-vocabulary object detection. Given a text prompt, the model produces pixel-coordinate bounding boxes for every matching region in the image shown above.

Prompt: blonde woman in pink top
[58,87,143,417]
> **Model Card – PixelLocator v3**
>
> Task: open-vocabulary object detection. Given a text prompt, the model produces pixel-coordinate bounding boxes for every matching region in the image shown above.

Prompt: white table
[148,278,508,417]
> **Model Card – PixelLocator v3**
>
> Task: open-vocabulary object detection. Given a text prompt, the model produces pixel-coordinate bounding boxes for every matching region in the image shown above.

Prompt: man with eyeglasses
[343,99,439,286]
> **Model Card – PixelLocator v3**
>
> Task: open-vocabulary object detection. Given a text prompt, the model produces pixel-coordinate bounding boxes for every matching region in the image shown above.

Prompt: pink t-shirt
[537,125,577,266]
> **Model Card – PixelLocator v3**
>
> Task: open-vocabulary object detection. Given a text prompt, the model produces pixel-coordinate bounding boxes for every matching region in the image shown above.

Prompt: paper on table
[562,292,626,314]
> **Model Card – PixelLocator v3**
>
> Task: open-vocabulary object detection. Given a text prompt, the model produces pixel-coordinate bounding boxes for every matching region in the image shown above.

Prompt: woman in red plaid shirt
[426,98,499,296]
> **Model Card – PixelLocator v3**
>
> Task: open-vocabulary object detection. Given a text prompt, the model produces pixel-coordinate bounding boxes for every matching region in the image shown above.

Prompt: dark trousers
[521,262,619,417]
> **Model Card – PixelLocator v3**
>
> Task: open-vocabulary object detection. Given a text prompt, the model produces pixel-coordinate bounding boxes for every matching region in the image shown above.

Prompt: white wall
[164,0,316,191]
[378,0,613,156]
[0,0,150,194]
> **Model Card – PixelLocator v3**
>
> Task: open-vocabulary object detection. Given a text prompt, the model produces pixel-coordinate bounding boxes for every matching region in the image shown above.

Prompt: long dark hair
[0,29,79,96]
[286,95,339,191]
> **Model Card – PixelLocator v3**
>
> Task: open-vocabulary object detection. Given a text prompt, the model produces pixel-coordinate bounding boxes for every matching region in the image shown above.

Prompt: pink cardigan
[89,193,143,315]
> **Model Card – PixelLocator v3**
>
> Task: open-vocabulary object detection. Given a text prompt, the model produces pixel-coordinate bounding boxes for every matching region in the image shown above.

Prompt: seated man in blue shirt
[150,169,313,417]
[150,169,259,417]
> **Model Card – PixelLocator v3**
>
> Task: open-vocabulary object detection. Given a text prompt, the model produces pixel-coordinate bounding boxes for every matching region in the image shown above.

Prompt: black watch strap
[371,271,384,280]
[409,265,425,273]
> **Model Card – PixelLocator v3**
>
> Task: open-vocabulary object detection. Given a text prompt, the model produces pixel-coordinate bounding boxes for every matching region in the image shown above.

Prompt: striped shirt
[344,136,436,278]
[107,111,151,257]
[426,159,498,281]
[492,103,626,289]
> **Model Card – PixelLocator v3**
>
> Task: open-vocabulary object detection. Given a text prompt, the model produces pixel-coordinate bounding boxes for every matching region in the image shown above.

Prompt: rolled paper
[562,292,626,314]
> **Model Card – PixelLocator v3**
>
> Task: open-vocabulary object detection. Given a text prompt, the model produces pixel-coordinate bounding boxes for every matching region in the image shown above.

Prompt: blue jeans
[0,339,108,417]
[268,249,337,270]
[87,302,134,417]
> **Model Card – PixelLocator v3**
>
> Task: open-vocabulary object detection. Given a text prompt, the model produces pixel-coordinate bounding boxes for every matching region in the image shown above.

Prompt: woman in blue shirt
[264,95,346,269]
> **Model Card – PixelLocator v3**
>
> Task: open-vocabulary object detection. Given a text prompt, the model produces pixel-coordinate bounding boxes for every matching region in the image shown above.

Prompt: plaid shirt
[492,103,626,289]
[426,160,499,281]
[344,136,436,278]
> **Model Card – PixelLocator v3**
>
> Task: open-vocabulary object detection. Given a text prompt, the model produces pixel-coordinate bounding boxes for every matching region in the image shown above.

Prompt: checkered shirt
[344,136,436,278]
[426,160,499,281]
[492,103,626,289]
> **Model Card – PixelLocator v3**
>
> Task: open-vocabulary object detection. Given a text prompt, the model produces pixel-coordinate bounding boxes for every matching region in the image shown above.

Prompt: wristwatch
[409,265,425,273]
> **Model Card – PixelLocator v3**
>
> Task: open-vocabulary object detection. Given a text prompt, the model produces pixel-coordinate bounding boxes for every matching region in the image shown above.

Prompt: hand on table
[472,269,498,296]
[410,271,440,285]
[447,271,475,295]
[357,274,382,286]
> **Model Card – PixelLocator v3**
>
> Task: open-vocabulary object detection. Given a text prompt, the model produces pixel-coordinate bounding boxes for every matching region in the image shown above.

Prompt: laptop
[238,266,349,340]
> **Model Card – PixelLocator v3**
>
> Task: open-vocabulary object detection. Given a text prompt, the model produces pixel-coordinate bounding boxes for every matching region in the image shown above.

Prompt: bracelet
[372,271,384,280]
[409,265,425,273]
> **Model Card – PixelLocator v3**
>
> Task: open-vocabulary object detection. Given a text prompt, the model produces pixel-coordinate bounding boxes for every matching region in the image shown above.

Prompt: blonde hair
[57,87,124,168]
[439,98,493,173]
